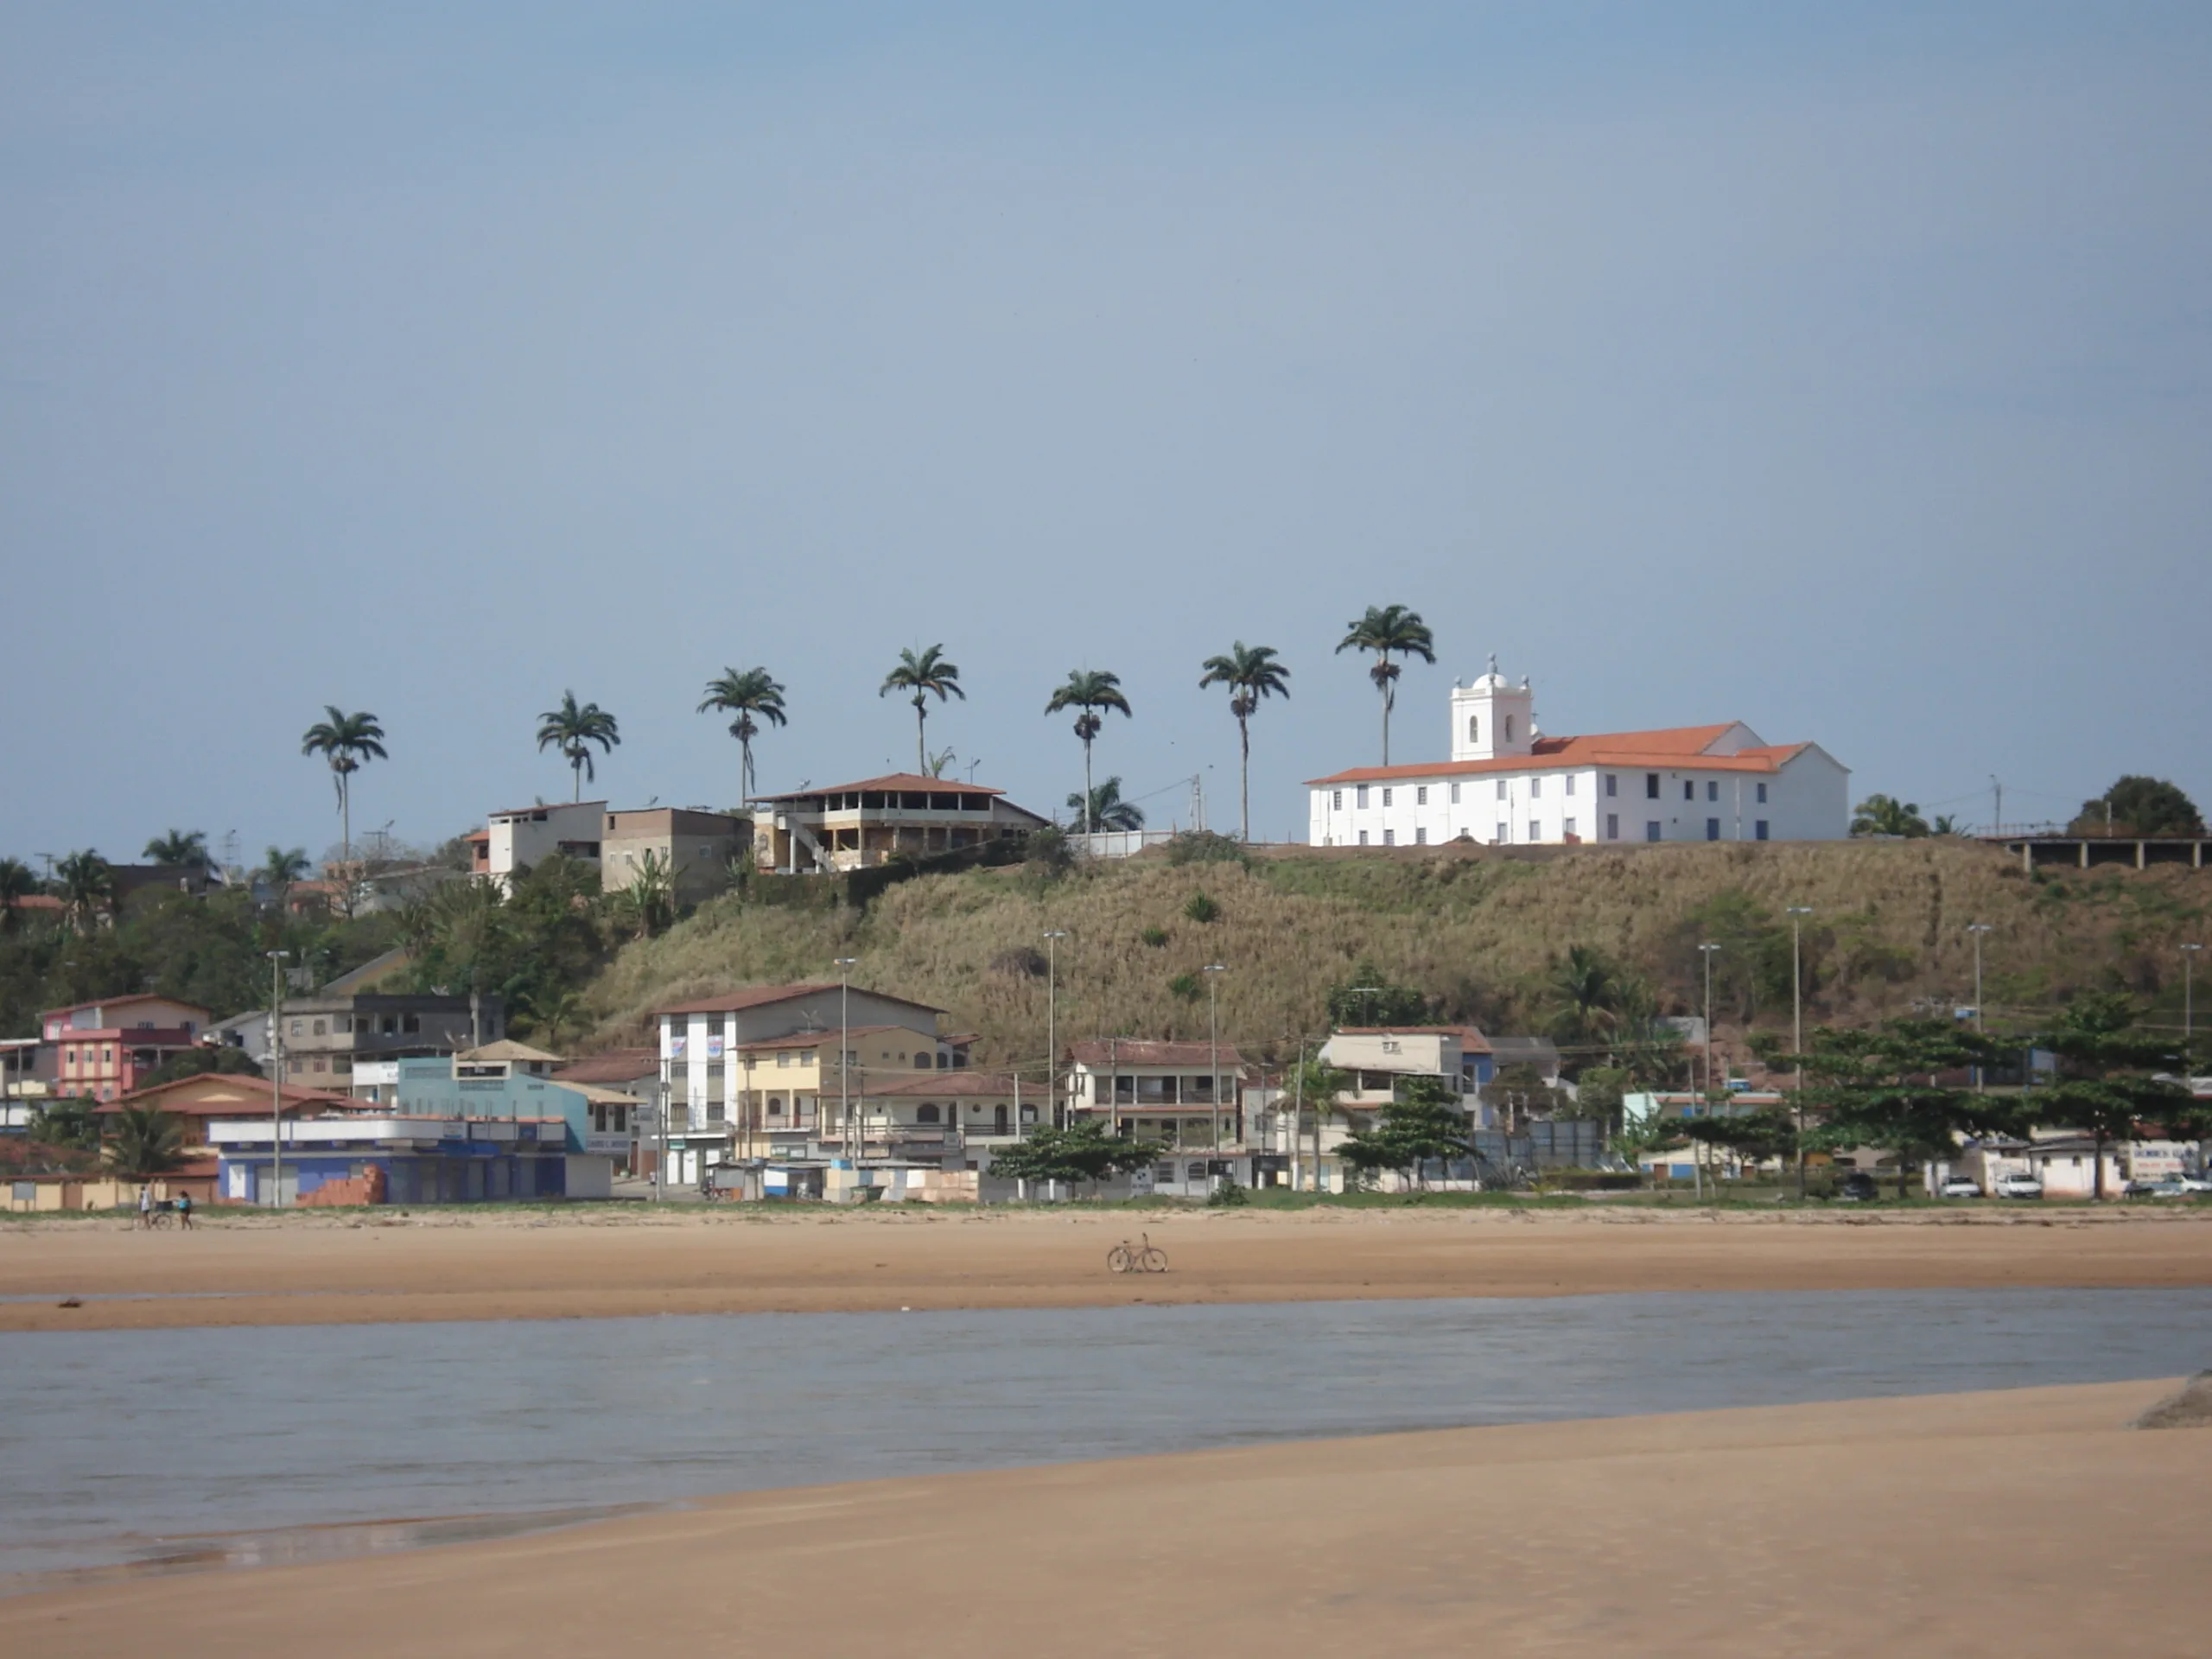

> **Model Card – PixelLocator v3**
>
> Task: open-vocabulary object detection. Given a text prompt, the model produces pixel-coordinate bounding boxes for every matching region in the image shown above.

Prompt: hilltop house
[1307,659,1849,848]
[747,774,1046,874]
[470,803,748,904]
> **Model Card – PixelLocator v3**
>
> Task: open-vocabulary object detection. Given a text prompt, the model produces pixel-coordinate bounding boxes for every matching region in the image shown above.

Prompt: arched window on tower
[1468,715,1479,743]
[1504,715,1516,743]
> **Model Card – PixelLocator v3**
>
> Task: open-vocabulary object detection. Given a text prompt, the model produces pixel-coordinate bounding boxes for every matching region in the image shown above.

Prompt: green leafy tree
[1325,961,1427,1027]
[536,690,621,800]
[300,707,388,868]
[54,850,116,932]
[0,856,38,933]
[143,830,209,868]
[1198,641,1291,842]
[1574,1065,1632,1136]
[102,1103,188,1178]
[1849,794,1931,837]
[880,645,965,775]
[28,1097,100,1152]
[2070,777,2204,837]
[1336,1077,1470,1190]
[1044,669,1132,830]
[2029,993,2204,1199]
[1676,1102,1801,1173]
[1794,1019,2013,1199]
[1334,604,1435,765]
[988,1121,1160,1196]
[696,666,788,798]
[1681,889,1794,1024]
[259,846,311,909]
[1069,777,1145,833]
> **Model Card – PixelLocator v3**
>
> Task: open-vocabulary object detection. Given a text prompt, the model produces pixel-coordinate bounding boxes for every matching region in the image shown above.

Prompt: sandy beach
[5,1204,2212,1332]
[3,1378,2203,1656]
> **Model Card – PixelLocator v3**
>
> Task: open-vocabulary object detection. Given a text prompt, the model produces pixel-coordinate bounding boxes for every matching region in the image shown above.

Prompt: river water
[3,1287,2205,1586]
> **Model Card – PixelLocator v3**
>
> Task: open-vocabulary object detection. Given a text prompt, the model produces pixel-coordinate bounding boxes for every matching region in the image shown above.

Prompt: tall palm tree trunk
[741,736,753,798]
[1238,715,1251,842]
[340,777,352,868]
[1376,655,1391,764]
[573,759,583,801]
[915,698,927,774]
[1082,738,1095,833]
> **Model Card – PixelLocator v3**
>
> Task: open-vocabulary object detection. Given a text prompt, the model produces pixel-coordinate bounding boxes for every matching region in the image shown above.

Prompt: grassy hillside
[579,840,2210,1069]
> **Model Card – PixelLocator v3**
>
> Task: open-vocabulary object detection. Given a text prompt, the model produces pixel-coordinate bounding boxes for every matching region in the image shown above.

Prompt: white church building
[1307,661,1849,849]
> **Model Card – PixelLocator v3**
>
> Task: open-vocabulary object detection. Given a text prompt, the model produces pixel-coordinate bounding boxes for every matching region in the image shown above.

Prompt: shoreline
[6,1205,2212,1332]
[3,1378,2203,1656]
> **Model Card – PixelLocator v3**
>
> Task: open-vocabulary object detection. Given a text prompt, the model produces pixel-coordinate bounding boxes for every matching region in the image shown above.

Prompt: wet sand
[7,1204,2212,1332]
[3,1379,2204,1656]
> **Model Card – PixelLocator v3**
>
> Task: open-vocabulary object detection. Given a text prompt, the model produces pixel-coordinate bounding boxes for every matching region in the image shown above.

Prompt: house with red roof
[1306,658,1848,849]
[747,773,1046,874]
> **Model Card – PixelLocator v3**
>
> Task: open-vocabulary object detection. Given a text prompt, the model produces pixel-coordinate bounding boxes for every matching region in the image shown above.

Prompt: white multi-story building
[1307,660,1848,849]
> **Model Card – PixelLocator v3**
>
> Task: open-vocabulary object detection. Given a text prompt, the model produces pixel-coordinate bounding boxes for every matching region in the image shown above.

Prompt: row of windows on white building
[1326,772,1774,847]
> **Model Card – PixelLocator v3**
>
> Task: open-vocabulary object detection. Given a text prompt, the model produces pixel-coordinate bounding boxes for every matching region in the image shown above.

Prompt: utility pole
[836,957,858,1184]
[1991,775,2003,836]
[266,950,290,1207]
[1786,906,1812,1199]
[1044,931,1068,1129]
[1290,1036,1307,1194]
[1204,963,1228,1182]
[1967,924,1993,1091]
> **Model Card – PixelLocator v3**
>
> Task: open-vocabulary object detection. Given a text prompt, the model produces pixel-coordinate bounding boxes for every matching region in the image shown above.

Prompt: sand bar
[3,1379,2205,1656]
[6,1205,2212,1332]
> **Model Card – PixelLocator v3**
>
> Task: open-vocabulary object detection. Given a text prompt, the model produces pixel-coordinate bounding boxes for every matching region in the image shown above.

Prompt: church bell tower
[1450,656,1536,763]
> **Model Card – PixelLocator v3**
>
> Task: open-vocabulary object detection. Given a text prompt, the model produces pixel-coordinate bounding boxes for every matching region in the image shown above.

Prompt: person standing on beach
[137,1182,152,1230]
[175,1190,194,1230]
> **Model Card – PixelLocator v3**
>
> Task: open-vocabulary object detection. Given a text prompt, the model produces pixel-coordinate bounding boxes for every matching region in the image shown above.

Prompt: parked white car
[1937,1175,1982,1198]
[1994,1172,2044,1199]
[2124,1173,2212,1198]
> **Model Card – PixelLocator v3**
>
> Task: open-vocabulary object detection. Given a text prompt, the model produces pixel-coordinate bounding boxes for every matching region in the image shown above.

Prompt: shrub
[1168,973,1201,1002]
[1183,892,1220,924]
[1166,830,1249,868]
[1140,925,1169,948]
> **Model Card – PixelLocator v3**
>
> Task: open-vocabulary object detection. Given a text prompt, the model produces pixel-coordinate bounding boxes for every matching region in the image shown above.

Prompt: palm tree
[1198,642,1291,842]
[1288,1057,1351,1194]
[54,850,115,931]
[1068,776,1146,833]
[102,1103,187,1178]
[143,829,209,868]
[1548,944,1623,1052]
[880,645,965,775]
[0,856,36,932]
[300,708,388,868]
[1849,794,1932,837]
[1044,669,1132,831]
[259,845,310,909]
[1335,605,1436,765]
[617,849,678,940]
[537,690,621,800]
[696,666,787,799]
[923,747,957,779]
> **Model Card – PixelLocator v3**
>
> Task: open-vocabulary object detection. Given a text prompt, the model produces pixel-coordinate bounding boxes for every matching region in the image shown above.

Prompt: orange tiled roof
[1306,727,1813,787]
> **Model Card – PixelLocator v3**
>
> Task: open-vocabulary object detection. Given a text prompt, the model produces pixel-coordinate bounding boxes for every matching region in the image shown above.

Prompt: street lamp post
[1697,943,1721,1201]
[266,950,290,1207]
[2183,943,2203,1071]
[1967,924,1994,1092]
[1786,906,1813,1200]
[835,957,858,1177]
[1044,931,1068,1130]
[1203,964,1228,1182]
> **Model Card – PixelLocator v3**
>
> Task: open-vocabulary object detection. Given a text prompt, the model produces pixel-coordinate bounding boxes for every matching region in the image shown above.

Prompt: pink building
[41,994,213,1103]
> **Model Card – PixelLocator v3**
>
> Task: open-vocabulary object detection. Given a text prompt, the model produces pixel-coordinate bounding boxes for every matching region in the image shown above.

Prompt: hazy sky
[4,3,2208,867]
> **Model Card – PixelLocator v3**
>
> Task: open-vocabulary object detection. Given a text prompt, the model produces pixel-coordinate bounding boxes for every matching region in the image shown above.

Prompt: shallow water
[2,1287,2205,1586]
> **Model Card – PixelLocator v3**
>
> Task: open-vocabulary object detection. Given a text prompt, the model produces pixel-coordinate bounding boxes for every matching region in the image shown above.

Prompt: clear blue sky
[4,3,2207,864]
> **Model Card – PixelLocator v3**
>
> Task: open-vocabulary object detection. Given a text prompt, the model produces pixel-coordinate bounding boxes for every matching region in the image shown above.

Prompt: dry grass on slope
[580,840,2210,1065]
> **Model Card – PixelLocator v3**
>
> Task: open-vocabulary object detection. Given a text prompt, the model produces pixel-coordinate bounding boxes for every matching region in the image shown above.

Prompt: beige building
[601,807,750,906]
[748,773,1046,874]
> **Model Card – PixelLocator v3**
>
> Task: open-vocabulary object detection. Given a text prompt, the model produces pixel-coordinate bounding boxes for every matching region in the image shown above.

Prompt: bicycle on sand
[1107,1232,1168,1274]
